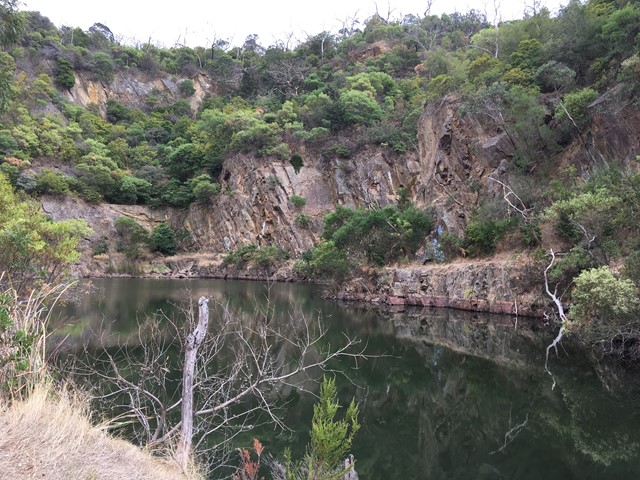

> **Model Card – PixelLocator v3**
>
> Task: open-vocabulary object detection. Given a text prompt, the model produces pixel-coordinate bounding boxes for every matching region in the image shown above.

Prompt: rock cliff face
[182,146,420,254]
[42,83,640,315]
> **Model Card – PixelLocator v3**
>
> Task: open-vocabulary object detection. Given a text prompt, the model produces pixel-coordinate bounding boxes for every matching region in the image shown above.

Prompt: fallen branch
[490,411,529,455]
[434,174,464,207]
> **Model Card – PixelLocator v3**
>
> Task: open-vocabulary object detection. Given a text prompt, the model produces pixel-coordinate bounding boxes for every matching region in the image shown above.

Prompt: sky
[22,0,566,48]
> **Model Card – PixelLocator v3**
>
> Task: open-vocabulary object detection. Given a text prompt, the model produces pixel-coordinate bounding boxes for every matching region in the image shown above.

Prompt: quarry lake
[51,278,640,479]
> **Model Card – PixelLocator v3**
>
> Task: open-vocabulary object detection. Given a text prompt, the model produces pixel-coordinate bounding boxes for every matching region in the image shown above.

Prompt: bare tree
[480,0,503,57]
[176,296,210,468]
[267,58,310,98]
[69,295,365,475]
[337,11,361,39]
[374,1,395,24]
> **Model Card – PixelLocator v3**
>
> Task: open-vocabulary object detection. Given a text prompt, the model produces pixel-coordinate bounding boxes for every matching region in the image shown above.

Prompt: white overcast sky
[22,0,566,48]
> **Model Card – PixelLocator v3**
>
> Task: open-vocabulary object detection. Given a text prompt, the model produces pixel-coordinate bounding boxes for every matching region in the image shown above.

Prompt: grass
[0,277,201,479]
[0,384,197,479]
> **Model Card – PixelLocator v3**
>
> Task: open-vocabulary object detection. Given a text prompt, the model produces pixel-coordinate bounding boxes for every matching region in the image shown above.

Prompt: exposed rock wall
[414,95,518,234]
[65,71,216,116]
[181,147,420,254]
[41,146,421,276]
[334,257,546,317]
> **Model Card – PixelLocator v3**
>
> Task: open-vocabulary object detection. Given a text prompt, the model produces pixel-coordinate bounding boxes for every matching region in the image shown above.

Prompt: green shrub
[295,213,311,229]
[440,231,465,259]
[0,163,19,186]
[190,174,220,204]
[0,131,18,156]
[328,205,433,265]
[149,222,176,255]
[223,244,289,269]
[556,87,599,130]
[309,376,359,467]
[290,195,306,208]
[93,238,109,256]
[266,142,291,160]
[339,89,384,125]
[161,179,194,207]
[105,100,132,124]
[551,245,591,279]
[114,176,152,204]
[290,153,304,173]
[325,143,352,159]
[322,205,356,240]
[223,244,258,266]
[296,241,351,281]
[311,204,433,273]
[568,267,640,354]
[462,219,512,256]
[114,216,149,259]
[90,52,115,83]
[35,169,70,196]
[253,245,290,268]
[178,79,196,97]
[54,56,75,89]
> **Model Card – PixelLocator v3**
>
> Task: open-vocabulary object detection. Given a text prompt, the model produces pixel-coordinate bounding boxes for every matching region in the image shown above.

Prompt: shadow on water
[50,278,640,480]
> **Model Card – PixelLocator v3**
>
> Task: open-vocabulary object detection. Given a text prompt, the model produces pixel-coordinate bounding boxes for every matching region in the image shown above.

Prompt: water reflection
[52,278,640,479]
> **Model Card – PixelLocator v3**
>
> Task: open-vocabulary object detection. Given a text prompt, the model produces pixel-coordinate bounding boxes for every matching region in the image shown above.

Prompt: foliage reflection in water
[51,278,640,479]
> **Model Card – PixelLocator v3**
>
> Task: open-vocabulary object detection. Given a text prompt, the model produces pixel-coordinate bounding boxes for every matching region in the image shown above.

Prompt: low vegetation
[223,243,291,269]
[0,385,192,480]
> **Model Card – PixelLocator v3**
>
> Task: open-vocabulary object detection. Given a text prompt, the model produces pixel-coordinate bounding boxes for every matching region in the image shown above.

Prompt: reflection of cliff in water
[380,305,548,368]
[343,305,640,479]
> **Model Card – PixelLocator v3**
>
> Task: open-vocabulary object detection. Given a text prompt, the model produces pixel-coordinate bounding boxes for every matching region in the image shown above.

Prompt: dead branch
[544,250,568,390]
[488,177,530,221]
[489,411,529,455]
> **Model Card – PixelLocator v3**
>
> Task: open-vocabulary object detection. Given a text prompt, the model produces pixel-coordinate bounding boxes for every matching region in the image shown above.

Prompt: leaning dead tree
[70,295,365,474]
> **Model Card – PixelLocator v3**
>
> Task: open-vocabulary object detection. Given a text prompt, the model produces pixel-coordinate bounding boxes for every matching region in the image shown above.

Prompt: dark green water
[51,278,640,479]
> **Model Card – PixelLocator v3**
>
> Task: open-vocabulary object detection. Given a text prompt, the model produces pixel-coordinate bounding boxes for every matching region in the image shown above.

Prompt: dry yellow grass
[0,385,197,480]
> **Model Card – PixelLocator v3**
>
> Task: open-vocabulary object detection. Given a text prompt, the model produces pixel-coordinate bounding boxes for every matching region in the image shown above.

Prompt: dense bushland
[2,1,638,211]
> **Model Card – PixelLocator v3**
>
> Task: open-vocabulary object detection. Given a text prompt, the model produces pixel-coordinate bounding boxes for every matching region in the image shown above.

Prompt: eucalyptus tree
[0,0,24,48]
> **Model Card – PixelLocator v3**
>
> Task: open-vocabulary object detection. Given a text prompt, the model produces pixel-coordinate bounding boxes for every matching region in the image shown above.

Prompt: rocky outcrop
[65,71,217,116]
[414,95,518,235]
[41,145,420,277]
[333,257,546,317]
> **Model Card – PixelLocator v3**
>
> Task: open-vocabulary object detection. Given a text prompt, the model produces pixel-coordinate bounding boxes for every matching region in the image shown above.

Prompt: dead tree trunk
[176,296,209,470]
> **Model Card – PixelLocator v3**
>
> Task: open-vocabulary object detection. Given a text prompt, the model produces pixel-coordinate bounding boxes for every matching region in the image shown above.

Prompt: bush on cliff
[298,203,432,280]
[325,204,433,266]
[148,222,176,256]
